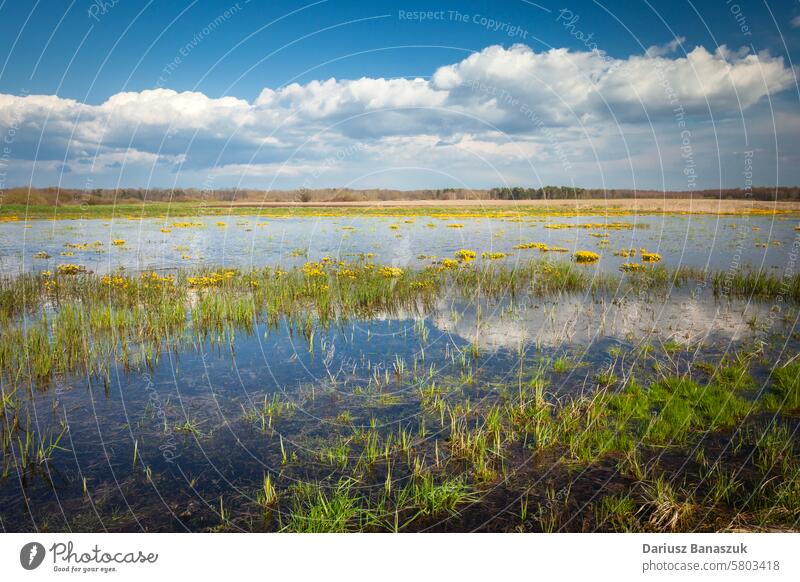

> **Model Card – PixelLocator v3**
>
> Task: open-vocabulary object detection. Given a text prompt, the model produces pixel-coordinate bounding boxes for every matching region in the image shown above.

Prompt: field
[2,197,800,220]
[0,207,798,532]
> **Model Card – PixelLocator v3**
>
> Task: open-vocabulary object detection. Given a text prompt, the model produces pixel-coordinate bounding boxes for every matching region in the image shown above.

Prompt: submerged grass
[236,338,796,532]
[3,322,798,532]
[1,249,799,532]
[0,257,762,382]
[713,269,800,302]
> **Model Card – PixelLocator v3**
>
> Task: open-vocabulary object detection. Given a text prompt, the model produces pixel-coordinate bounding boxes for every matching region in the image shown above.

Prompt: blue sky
[1,0,799,191]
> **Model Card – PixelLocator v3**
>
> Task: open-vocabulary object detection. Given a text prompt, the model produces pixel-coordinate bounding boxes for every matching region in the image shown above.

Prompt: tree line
[2,185,799,206]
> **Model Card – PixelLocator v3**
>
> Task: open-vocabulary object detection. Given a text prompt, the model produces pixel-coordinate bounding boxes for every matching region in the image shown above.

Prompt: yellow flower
[619,262,643,272]
[140,272,175,287]
[187,270,235,288]
[111,239,126,246]
[57,263,87,275]
[439,258,459,270]
[573,250,600,263]
[641,252,661,262]
[64,241,103,250]
[101,275,129,288]
[481,252,506,260]
[545,222,635,230]
[513,242,549,251]
[378,266,404,278]
[455,249,477,261]
[302,262,325,277]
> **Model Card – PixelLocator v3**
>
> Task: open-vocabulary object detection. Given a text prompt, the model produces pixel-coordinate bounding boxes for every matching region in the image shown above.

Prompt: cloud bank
[1,42,797,190]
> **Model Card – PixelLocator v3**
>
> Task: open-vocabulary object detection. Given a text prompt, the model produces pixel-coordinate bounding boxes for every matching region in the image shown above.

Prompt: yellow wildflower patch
[101,275,129,288]
[619,262,643,272]
[641,252,662,262]
[545,222,636,230]
[187,270,236,288]
[513,242,549,250]
[64,241,103,250]
[139,272,175,287]
[574,250,600,263]
[438,258,459,270]
[455,249,477,261]
[302,262,325,277]
[379,266,404,278]
[57,264,87,275]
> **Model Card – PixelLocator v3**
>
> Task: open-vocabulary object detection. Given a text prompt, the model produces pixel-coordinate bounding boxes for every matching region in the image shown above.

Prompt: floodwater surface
[2,213,797,275]
[1,213,798,532]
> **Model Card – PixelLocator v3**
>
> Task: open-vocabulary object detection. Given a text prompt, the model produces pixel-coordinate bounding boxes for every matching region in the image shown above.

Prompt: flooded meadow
[1,210,799,532]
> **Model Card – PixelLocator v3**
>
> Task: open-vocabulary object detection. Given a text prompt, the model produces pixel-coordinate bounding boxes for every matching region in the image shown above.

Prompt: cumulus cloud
[0,43,796,189]
[645,37,686,58]
[437,43,794,124]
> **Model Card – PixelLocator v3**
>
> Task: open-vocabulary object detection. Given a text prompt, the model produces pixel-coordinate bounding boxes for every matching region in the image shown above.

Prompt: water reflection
[2,214,798,275]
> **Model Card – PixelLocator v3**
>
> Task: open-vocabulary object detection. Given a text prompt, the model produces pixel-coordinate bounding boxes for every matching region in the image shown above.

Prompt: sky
[0,0,799,192]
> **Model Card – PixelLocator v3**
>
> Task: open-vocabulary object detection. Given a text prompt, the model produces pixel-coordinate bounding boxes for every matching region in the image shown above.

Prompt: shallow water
[1,286,796,531]
[1,213,799,532]
[2,214,798,276]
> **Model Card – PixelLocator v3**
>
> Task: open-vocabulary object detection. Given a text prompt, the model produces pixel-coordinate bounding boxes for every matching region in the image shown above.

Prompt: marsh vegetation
[0,213,798,532]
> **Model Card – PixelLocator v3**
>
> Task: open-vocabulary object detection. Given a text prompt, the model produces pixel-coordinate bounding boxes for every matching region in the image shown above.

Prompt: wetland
[1,209,799,532]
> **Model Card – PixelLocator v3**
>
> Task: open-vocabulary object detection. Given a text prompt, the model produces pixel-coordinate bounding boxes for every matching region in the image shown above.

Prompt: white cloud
[645,36,686,58]
[0,43,796,189]
[437,44,794,123]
